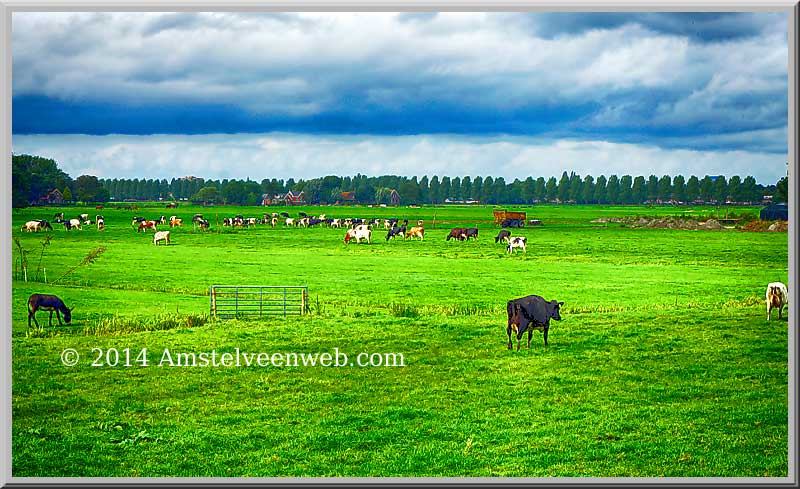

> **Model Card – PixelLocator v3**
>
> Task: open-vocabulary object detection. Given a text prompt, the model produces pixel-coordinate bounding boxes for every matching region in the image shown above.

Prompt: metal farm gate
[210,286,308,319]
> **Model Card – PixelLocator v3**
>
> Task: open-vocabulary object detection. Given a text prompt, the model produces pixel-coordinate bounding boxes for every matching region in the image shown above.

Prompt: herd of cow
[19,210,532,253]
[17,210,790,351]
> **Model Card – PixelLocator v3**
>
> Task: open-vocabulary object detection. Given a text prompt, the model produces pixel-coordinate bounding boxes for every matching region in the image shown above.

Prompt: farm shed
[760,203,788,221]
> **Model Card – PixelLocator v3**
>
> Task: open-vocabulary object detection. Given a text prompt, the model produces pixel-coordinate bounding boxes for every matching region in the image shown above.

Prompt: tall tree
[522,177,536,204]
[581,175,595,204]
[774,176,788,203]
[727,175,742,203]
[606,175,620,204]
[440,176,452,203]
[472,176,483,202]
[632,176,647,204]
[594,175,608,204]
[741,176,759,203]
[451,176,461,201]
[568,172,582,203]
[75,175,109,202]
[699,176,714,202]
[545,177,558,202]
[619,175,633,204]
[686,175,700,202]
[657,175,672,201]
[461,176,472,201]
[672,175,686,202]
[646,175,659,202]
[481,176,494,204]
[713,175,728,203]
[534,177,546,203]
[557,171,570,203]
[429,176,441,204]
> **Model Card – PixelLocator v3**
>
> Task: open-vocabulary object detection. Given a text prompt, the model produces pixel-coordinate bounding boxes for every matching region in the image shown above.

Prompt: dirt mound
[592,216,735,230]
[739,220,788,232]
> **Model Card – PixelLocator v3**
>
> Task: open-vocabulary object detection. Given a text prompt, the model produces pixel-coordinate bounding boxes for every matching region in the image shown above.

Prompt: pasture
[10,203,789,477]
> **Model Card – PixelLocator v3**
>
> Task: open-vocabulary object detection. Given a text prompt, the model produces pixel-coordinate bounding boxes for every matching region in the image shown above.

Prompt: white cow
[344,227,371,244]
[766,282,788,320]
[507,236,527,254]
[153,230,171,246]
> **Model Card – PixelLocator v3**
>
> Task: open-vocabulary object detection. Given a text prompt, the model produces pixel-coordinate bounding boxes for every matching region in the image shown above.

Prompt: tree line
[12,153,788,207]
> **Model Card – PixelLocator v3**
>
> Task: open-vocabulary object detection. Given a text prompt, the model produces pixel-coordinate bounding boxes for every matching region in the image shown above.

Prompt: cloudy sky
[11,11,790,184]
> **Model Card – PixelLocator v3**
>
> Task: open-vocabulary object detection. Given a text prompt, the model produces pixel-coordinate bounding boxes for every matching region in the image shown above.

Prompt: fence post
[301,288,307,315]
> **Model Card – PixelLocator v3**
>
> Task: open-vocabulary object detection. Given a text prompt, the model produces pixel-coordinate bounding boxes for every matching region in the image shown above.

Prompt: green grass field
[10,203,789,477]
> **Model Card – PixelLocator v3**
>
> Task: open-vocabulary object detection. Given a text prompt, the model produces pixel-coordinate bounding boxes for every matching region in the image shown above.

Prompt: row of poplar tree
[12,154,786,207]
[98,172,783,206]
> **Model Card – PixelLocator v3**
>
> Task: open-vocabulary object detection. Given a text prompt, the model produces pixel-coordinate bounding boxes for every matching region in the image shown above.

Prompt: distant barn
[760,202,788,221]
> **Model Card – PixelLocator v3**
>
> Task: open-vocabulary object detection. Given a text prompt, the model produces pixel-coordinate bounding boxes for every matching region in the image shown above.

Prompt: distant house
[261,193,283,206]
[389,189,401,206]
[340,191,356,204]
[36,188,64,206]
[282,190,305,205]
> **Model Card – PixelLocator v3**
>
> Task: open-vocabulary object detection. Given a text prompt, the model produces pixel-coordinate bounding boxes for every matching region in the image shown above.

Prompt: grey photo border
[0,0,796,486]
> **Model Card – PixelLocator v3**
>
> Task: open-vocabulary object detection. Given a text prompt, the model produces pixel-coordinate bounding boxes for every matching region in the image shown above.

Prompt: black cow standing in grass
[27,294,72,328]
[506,295,564,350]
[495,229,511,243]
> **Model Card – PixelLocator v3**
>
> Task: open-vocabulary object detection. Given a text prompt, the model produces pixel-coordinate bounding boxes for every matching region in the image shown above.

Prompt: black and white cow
[386,225,406,241]
[507,236,527,254]
[506,295,564,350]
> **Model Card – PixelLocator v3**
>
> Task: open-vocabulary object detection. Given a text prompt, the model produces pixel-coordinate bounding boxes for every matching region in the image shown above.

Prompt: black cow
[446,228,467,241]
[53,212,64,220]
[386,225,406,241]
[280,212,290,218]
[37,220,54,231]
[28,293,72,328]
[506,295,564,350]
[495,229,511,243]
[465,228,479,240]
[192,214,204,223]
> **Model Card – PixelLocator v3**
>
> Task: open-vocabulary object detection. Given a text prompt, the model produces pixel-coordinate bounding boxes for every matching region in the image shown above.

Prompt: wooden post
[433,212,436,230]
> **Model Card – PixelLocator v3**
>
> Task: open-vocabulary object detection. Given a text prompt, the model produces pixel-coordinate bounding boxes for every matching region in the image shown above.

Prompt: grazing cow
[495,230,512,244]
[192,214,204,223]
[21,220,44,232]
[132,216,146,228]
[270,217,278,227]
[507,236,527,254]
[95,205,104,210]
[405,226,424,240]
[97,218,105,231]
[27,293,72,328]
[137,220,157,232]
[155,216,167,225]
[66,219,83,230]
[446,228,468,241]
[170,217,183,227]
[95,215,104,222]
[465,228,479,240]
[153,230,171,246]
[331,218,342,228]
[197,219,210,230]
[344,227,371,244]
[53,212,64,220]
[281,212,290,218]
[386,225,406,241]
[79,213,89,221]
[298,217,310,228]
[506,295,564,350]
[766,282,788,321]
